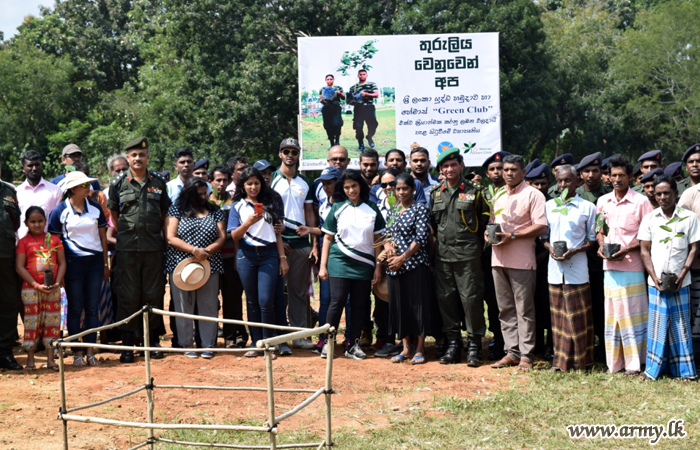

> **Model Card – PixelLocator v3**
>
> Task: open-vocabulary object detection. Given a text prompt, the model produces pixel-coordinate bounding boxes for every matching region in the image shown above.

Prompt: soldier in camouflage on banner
[347,69,379,152]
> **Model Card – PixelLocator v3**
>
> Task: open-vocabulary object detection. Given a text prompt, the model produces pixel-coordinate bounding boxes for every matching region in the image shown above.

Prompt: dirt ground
[1,292,511,450]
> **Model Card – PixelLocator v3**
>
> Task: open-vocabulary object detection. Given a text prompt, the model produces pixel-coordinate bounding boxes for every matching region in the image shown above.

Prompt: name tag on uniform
[458,193,475,201]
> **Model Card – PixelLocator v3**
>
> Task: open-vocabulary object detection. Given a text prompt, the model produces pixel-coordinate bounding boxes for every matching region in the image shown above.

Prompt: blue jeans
[236,244,279,344]
[64,254,103,353]
[319,278,351,341]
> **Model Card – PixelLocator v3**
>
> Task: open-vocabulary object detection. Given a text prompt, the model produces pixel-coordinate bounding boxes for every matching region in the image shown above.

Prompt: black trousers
[483,250,504,349]
[589,270,605,344]
[352,104,378,143]
[0,257,20,353]
[534,262,552,349]
[221,258,248,343]
[327,277,371,345]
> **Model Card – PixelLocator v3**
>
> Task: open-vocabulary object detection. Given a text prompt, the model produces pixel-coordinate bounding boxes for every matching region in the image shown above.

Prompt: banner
[297,33,501,170]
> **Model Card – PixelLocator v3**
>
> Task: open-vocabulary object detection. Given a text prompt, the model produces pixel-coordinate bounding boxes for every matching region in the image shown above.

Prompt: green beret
[437,147,459,166]
[124,137,148,152]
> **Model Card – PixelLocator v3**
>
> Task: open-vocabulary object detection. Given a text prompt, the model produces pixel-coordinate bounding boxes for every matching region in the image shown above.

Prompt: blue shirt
[48,198,107,258]
[50,174,101,191]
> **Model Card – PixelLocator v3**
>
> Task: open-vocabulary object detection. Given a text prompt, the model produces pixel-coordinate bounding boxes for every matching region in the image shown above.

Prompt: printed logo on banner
[437,142,453,154]
[463,142,476,154]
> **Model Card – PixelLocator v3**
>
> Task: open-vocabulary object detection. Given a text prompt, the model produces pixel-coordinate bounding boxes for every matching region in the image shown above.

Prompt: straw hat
[172,257,211,291]
[373,276,389,302]
[61,171,97,192]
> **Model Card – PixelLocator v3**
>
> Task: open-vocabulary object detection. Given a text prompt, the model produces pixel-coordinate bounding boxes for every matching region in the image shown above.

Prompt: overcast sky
[1,0,49,40]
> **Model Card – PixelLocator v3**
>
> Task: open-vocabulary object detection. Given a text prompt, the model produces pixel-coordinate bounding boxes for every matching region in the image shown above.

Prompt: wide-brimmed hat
[373,277,389,302]
[62,171,97,192]
[172,257,211,291]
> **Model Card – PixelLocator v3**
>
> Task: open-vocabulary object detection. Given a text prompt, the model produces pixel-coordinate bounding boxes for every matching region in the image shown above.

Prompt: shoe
[311,340,325,355]
[436,341,449,359]
[372,339,386,350]
[344,343,367,360]
[517,358,533,372]
[358,144,365,151]
[149,342,165,359]
[367,137,375,148]
[439,340,462,365]
[544,346,554,361]
[359,328,373,347]
[277,343,293,356]
[374,342,399,358]
[201,351,214,359]
[119,351,135,364]
[184,352,199,358]
[0,353,23,370]
[334,141,340,146]
[292,338,315,349]
[466,340,482,367]
[86,354,101,367]
[490,354,521,369]
[310,309,319,327]
[320,343,329,359]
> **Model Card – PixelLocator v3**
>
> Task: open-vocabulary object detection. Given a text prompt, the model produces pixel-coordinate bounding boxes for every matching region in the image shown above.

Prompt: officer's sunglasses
[380,181,396,189]
[282,149,299,156]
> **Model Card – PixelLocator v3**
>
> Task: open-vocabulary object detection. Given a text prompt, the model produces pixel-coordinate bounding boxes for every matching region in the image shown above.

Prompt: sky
[1,0,48,40]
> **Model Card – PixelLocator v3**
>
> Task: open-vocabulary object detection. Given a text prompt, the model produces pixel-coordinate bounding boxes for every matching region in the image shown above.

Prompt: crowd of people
[2,138,700,382]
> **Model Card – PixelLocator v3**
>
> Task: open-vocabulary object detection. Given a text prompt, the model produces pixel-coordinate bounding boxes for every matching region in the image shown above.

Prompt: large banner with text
[297,33,501,170]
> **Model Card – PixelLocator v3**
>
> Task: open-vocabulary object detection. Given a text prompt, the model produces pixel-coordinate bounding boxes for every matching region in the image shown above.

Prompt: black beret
[637,150,662,163]
[550,153,574,169]
[664,162,683,179]
[526,163,550,180]
[160,170,170,178]
[633,162,642,176]
[578,152,603,170]
[481,151,511,169]
[639,167,664,184]
[524,158,541,175]
[683,144,700,163]
[194,158,209,171]
[124,137,148,151]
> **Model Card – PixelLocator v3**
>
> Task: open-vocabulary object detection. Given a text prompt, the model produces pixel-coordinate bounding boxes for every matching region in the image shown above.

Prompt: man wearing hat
[547,153,574,198]
[664,162,684,183]
[576,152,610,204]
[254,160,276,186]
[0,150,23,370]
[678,144,700,196]
[193,158,210,179]
[271,138,318,349]
[50,144,102,191]
[481,150,510,360]
[107,137,172,363]
[640,168,665,208]
[632,150,663,193]
[600,155,616,189]
[429,147,489,365]
[526,161,551,197]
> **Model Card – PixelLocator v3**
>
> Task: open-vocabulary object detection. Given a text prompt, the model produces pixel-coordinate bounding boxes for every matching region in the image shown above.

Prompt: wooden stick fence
[53,306,336,449]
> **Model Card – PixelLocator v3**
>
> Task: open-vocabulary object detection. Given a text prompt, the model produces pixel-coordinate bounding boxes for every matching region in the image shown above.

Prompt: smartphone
[254,203,263,215]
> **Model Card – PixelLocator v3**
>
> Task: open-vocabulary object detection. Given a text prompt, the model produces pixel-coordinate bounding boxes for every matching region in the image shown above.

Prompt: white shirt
[270,169,313,230]
[48,199,107,257]
[638,206,700,288]
[227,200,278,247]
[544,194,597,285]
[166,176,212,202]
[16,178,62,239]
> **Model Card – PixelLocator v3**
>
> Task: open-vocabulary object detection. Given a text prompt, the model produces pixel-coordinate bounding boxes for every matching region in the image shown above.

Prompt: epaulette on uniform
[111,171,127,186]
[430,181,444,194]
[152,171,165,181]
[2,180,17,191]
[466,179,483,191]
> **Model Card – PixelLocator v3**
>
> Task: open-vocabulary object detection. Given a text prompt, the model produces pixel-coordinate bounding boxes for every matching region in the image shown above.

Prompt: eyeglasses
[380,181,396,188]
[330,157,347,163]
[114,168,128,174]
[282,149,299,156]
[79,183,90,188]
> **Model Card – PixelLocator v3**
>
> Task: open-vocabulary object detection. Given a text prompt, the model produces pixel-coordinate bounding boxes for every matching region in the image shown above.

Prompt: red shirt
[16,233,63,286]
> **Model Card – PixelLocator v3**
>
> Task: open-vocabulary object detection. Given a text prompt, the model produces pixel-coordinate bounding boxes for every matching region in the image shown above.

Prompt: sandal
[639,373,654,381]
[25,365,36,371]
[517,359,533,372]
[623,370,640,377]
[411,354,426,365]
[86,354,101,367]
[391,354,410,363]
[47,363,60,372]
[244,350,262,358]
[73,355,86,367]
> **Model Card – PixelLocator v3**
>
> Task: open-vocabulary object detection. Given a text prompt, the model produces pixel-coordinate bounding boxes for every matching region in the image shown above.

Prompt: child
[15,206,66,371]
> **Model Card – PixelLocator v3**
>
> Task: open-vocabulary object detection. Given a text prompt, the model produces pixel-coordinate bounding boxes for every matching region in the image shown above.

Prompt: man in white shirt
[639,175,700,380]
[16,151,62,239]
[166,148,195,202]
[543,164,597,372]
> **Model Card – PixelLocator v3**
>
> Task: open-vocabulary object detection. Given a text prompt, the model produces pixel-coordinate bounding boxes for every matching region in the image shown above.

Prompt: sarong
[98,279,114,327]
[644,286,697,380]
[603,270,648,373]
[548,283,594,371]
[21,287,61,351]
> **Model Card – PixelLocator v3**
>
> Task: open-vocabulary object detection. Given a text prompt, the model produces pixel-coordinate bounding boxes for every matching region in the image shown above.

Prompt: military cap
[437,147,460,166]
[481,151,511,169]
[639,167,664,184]
[633,162,642,177]
[664,162,683,179]
[194,158,209,171]
[253,160,274,172]
[682,144,700,163]
[550,153,574,169]
[637,150,662,163]
[279,138,300,151]
[526,162,549,180]
[124,137,148,151]
[578,152,603,170]
[524,159,541,175]
[62,143,82,156]
[318,166,341,180]
[160,170,170,178]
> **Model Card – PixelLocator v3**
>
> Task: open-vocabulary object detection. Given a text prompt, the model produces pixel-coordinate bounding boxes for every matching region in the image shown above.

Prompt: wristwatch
[510,232,516,240]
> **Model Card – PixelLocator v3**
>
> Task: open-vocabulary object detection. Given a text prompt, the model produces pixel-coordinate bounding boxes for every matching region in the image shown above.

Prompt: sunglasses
[282,149,299,156]
[78,183,90,188]
[330,157,347,163]
[380,181,396,188]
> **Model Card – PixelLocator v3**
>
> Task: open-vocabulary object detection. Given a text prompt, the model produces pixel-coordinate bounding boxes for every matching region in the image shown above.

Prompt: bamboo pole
[324,329,336,449]
[59,308,144,342]
[58,346,68,450]
[256,324,331,349]
[59,415,276,432]
[273,388,325,423]
[264,347,277,450]
[143,311,155,449]
[64,386,146,414]
[155,385,317,393]
[126,441,151,450]
[153,437,323,449]
[54,342,252,353]
[151,308,306,332]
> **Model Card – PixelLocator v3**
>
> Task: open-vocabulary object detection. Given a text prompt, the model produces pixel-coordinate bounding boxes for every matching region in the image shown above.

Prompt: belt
[239,241,276,252]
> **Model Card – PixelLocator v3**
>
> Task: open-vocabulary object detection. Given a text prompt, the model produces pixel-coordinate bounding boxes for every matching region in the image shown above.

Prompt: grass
[301,106,396,159]
[157,369,700,449]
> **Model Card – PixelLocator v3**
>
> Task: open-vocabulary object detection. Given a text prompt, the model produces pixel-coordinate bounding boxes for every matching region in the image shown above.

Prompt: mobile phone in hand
[254,203,263,215]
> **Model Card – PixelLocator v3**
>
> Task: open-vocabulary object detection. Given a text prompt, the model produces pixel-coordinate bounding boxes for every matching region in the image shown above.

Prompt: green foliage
[338,40,379,76]
[595,212,610,236]
[658,212,688,244]
[483,185,506,218]
[551,188,571,215]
